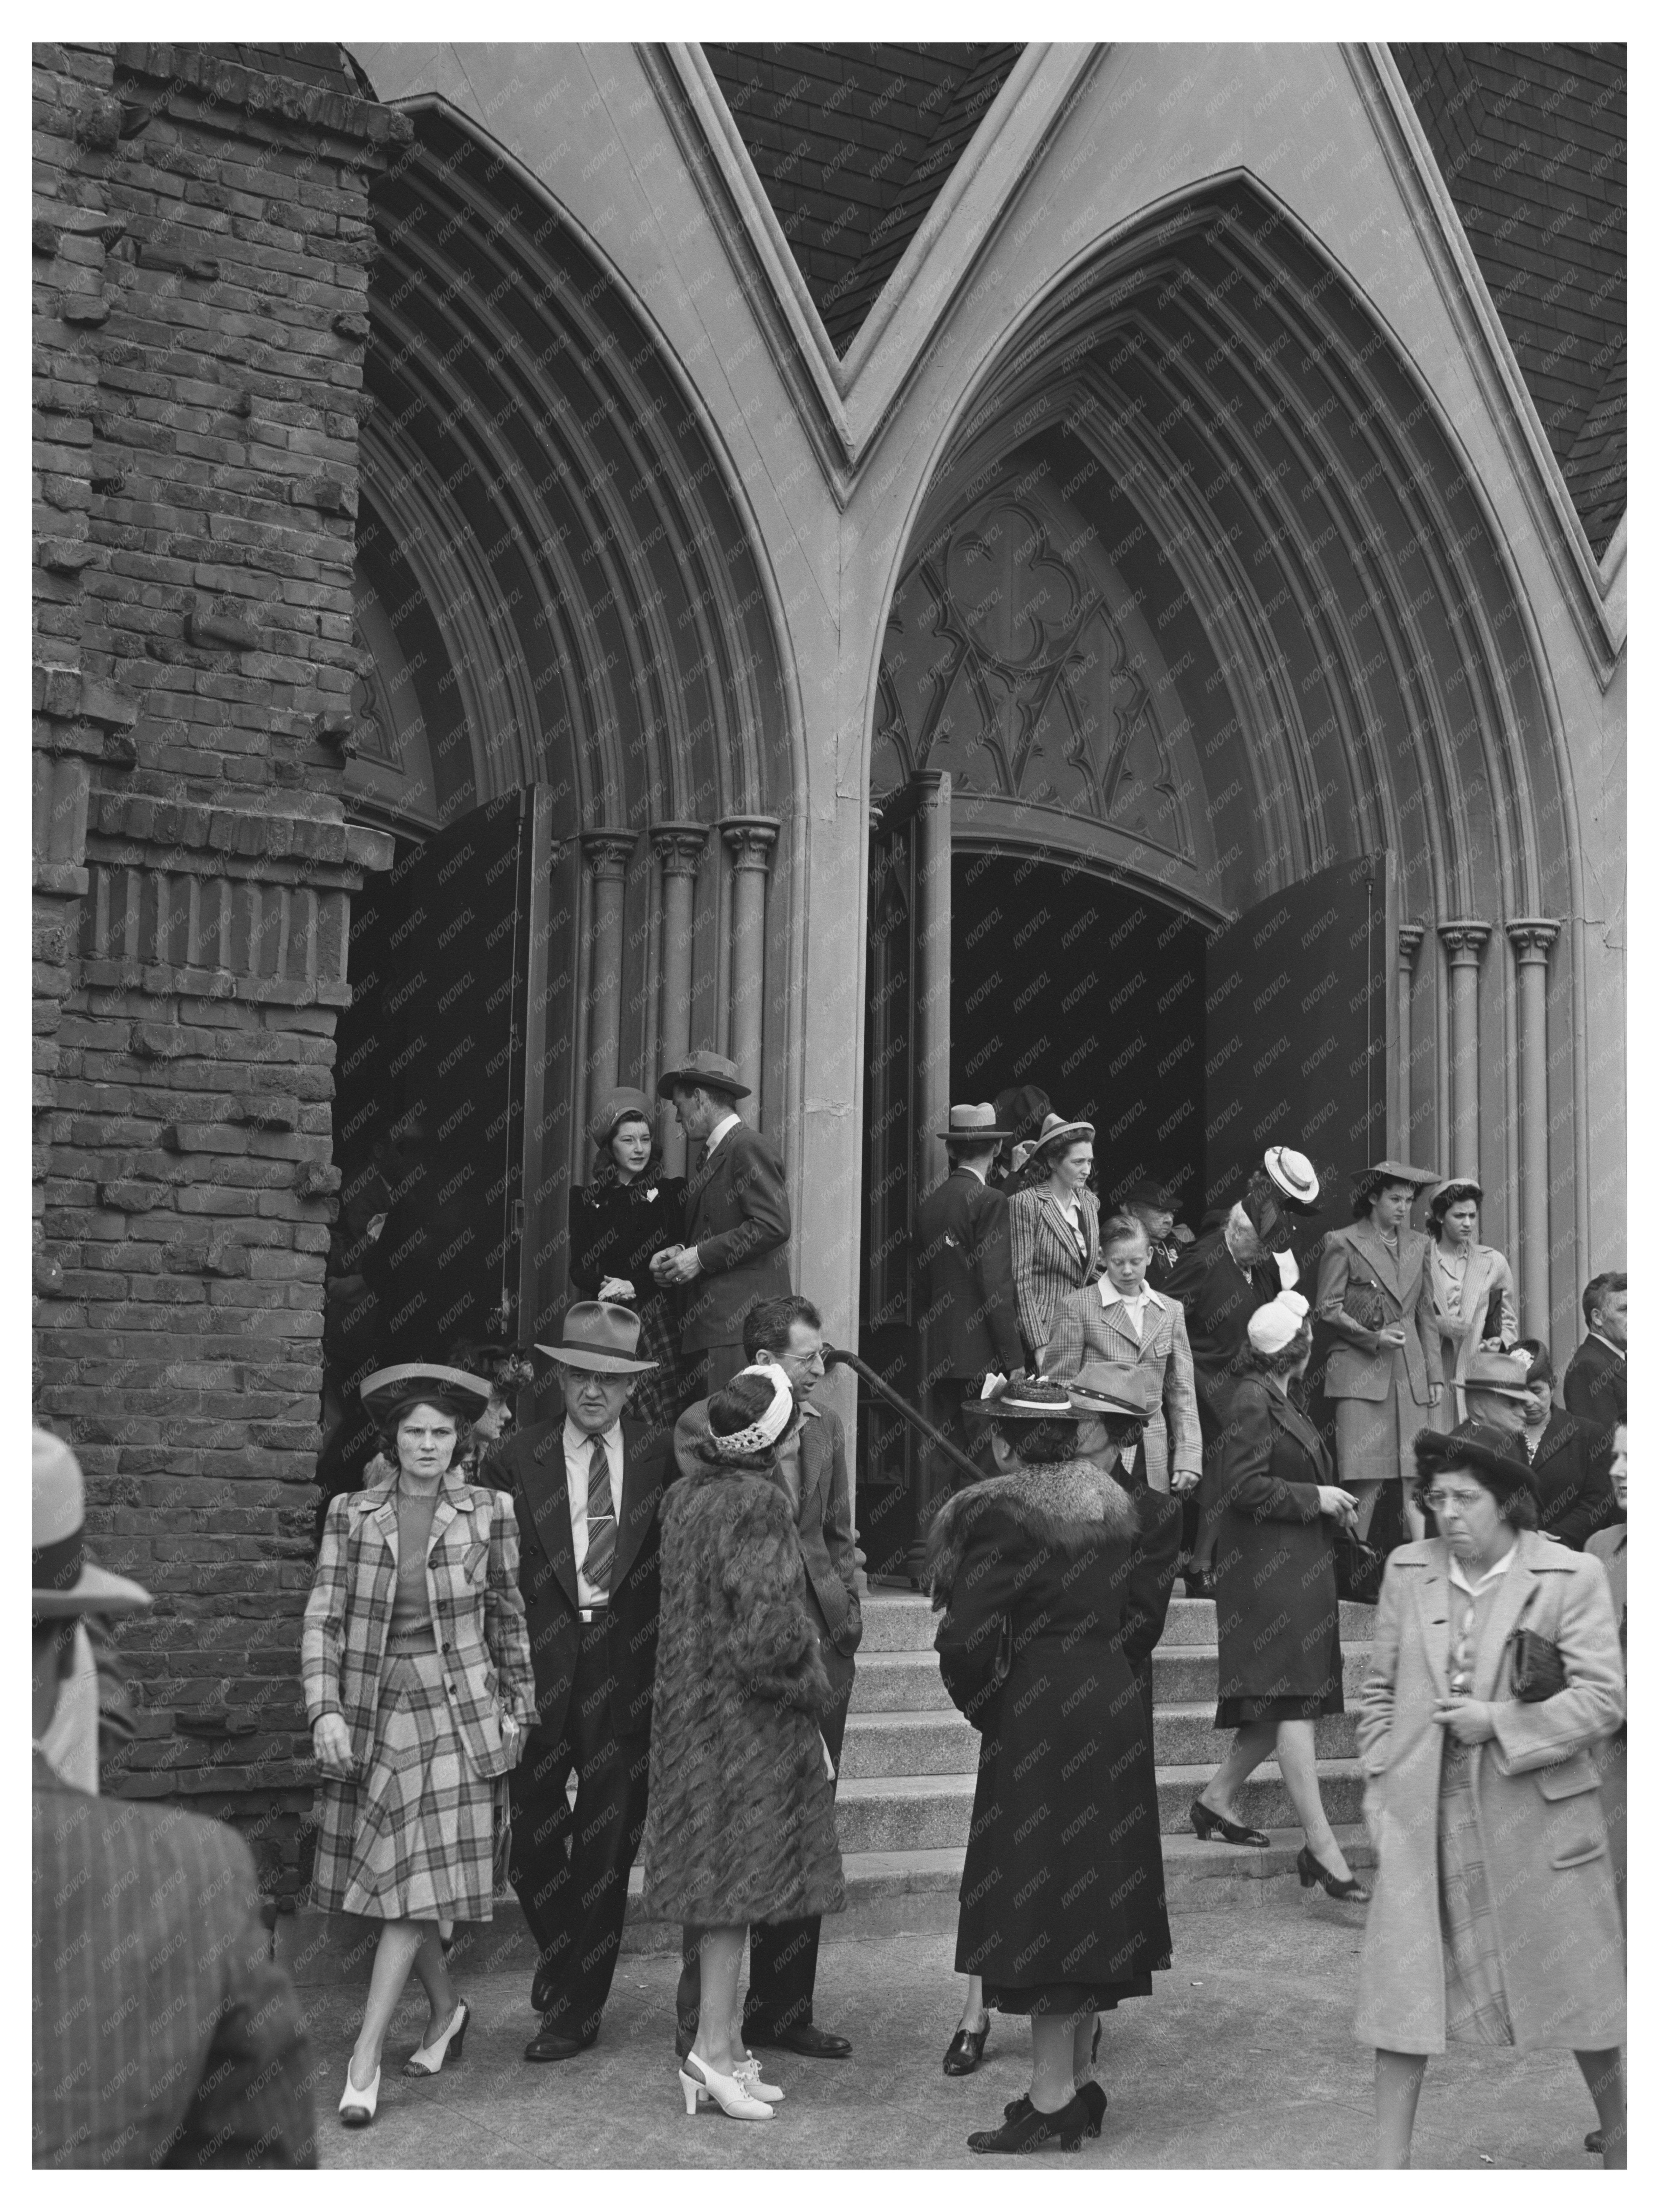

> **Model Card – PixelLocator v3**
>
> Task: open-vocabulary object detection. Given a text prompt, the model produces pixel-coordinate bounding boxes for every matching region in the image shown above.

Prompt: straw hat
[32,1428,153,1618]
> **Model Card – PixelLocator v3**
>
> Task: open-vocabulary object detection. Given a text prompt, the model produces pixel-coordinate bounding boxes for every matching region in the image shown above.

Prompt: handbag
[1507,1587,1568,1703]
[1341,1278,1391,1332]
[1334,1532,1384,1605]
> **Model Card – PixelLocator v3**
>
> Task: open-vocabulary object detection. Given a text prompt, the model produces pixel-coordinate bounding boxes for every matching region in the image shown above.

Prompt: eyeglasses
[1423,1489,1488,1513]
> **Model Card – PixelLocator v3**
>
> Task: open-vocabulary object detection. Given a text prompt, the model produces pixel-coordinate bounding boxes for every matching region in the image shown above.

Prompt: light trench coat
[1352,1532,1625,2055]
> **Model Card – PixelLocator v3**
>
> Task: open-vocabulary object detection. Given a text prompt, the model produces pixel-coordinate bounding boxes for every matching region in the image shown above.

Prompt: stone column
[651,822,707,1174]
[914,770,952,1188]
[581,829,636,1131]
[1437,920,1490,1184]
[1506,919,1561,1334]
[1395,923,1425,1159]
[721,817,779,1108]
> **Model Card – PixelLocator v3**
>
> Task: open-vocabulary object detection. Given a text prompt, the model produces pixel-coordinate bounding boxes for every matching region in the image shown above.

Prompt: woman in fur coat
[928,1374,1172,2155]
[642,1365,844,2122]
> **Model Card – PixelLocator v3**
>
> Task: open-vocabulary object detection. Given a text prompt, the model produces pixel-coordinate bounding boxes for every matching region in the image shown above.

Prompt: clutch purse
[1342,1279,1391,1332]
[1334,1532,1384,1605]
[1508,1626,1569,1704]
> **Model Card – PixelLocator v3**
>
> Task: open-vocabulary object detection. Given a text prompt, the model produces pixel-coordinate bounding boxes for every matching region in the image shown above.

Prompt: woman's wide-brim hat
[1426,1176,1483,1210]
[1413,1424,1538,1500]
[33,1428,153,1617]
[967,1375,1080,1422]
[656,1048,751,1102]
[589,1085,655,1147]
[1029,1112,1095,1159]
[1261,1145,1322,1213]
[1460,1348,1536,1403]
[361,1363,496,1422]
[536,1300,659,1374]
[1353,1158,1438,1195]
[939,1100,1014,1141]
[1066,1363,1159,1422]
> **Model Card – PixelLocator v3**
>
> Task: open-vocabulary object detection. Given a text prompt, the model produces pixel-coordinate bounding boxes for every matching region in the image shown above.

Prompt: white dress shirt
[563,1415,625,1606]
[1098,1278,1162,1341]
[703,1110,741,1158]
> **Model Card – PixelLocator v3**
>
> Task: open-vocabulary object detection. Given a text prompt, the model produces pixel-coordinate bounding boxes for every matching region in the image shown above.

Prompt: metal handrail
[821,1343,983,1487]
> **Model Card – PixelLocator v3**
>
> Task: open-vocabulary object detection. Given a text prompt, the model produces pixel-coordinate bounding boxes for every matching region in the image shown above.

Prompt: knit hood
[925,1456,1142,1608]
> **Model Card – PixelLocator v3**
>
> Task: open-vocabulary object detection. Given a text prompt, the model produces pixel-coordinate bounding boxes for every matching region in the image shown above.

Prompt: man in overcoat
[913,1102,1026,1495]
[1513,1339,1621,1549]
[492,1304,674,2060]
[1164,1145,1323,1586]
[651,1048,792,1402]
[671,1294,861,2059]
[1562,1271,1627,1433]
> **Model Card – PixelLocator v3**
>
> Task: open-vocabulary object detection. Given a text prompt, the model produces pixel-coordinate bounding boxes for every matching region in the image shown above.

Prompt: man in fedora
[650,1048,792,1402]
[32,1430,314,2167]
[1165,1145,1324,1592]
[913,1102,1026,1499]
[490,1304,675,2059]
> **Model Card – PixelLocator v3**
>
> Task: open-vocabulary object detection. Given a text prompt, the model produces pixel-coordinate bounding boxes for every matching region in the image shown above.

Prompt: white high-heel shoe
[678,2051,772,2120]
[404,1997,469,2077]
[339,2057,381,2126]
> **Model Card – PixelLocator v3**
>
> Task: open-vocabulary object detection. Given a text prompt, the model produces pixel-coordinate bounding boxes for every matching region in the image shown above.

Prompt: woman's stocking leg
[1374,2048,1427,2168]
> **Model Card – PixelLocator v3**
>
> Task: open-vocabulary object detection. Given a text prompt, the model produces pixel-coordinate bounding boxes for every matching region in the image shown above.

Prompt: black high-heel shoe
[1190,1797,1270,1849]
[944,2020,990,2075]
[969,2090,1090,2154]
[1296,1844,1371,1903]
[1004,2082,1107,2138]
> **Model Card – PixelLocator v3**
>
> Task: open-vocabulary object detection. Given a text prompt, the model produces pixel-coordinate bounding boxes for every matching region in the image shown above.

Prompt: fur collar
[925,1457,1141,1605]
[1224,1202,1266,1269]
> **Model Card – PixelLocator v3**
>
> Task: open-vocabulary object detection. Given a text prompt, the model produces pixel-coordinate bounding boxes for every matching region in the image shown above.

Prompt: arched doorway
[857,179,1570,1575]
[323,100,801,1476]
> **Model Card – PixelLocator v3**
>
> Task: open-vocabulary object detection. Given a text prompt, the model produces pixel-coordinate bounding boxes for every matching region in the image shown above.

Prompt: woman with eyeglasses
[1354,1427,1626,2167]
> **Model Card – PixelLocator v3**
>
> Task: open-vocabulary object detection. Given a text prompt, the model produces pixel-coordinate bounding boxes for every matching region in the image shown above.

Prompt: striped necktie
[584,1435,616,1598]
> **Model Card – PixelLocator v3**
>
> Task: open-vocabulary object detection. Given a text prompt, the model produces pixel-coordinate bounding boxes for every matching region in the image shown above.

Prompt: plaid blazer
[302,1473,535,1779]
[1042,1280,1203,1490]
[33,1753,314,2169]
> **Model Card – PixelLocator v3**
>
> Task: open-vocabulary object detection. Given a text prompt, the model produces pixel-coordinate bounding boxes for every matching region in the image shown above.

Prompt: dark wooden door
[858,785,923,1581]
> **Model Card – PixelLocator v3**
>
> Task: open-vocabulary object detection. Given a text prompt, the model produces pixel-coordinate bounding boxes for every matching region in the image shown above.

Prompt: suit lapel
[610,1422,663,1588]
[367,1484,400,1571]
[1269,1389,1329,1478]
[520,1431,579,1609]
[795,1413,829,1528]
[1354,1223,1404,1299]
[1415,1546,1451,1698]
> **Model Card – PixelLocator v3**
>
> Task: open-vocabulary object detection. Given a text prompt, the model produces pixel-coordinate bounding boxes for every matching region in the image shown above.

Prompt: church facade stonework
[32,42,1624,1877]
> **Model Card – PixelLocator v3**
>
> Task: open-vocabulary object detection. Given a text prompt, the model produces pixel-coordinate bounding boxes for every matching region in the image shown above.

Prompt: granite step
[1152,1644,1373,1703]
[1153,1703,1356,1766]
[858,1592,937,1653]
[849,1649,957,1713]
[1159,1595,1380,1646]
[840,1708,978,1779]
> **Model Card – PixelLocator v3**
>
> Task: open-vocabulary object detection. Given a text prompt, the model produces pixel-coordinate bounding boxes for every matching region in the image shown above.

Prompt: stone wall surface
[31,39,404,1894]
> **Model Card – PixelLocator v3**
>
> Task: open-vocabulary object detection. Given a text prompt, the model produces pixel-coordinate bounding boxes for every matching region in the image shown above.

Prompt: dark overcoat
[913,1166,1025,1382]
[927,1458,1172,2000]
[1163,1220,1284,1562]
[678,1122,793,1355]
[1527,1408,1620,1550]
[1561,1332,1626,1433]
[488,1416,673,1740]
[640,1461,845,1927]
[1210,1375,1342,1706]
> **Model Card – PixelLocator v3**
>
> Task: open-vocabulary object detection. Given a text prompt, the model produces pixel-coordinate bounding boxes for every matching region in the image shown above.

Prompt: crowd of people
[32,1043,1628,2167]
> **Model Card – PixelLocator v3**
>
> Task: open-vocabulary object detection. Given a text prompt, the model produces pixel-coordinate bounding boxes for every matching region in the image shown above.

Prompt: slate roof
[703,43,1021,354]
[1393,43,1626,557]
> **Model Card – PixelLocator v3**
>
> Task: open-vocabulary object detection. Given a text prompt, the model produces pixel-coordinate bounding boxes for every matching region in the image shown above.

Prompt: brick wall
[31,41,407,1894]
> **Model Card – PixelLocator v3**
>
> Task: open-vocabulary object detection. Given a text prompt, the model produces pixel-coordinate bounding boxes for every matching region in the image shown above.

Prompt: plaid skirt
[311,1649,501,1922]
[624,1295,683,1440]
[1438,1740,1514,2046]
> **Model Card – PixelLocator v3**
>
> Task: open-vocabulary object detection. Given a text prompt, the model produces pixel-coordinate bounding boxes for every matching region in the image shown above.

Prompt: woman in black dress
[927,1376,1172,2154]
[567,1087,686,1434]
[1190,1291,1370,1899]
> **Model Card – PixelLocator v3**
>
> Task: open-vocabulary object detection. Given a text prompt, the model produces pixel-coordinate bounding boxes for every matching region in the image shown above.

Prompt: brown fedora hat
[1067,1362,1159,1423]
[939,1100,1014,1141]
[656,1048,751,1102]
[537,1301,659,1374]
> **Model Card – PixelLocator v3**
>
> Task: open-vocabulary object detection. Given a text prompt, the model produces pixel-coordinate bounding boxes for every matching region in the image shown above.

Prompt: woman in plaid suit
[1006,1114,1105,1362]
[304,1362,535,2127]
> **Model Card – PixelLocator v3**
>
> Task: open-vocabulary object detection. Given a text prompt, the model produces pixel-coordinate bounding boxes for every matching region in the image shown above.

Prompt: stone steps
[840,1701,1359,1779]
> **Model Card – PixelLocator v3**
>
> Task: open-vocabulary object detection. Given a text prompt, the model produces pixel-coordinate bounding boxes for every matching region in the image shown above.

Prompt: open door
[322,785,580,1494]
[1203,851,1395,1447]
[857,784,923,1582]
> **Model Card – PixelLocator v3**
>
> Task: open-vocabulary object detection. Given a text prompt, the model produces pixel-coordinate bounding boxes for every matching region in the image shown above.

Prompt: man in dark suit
[31,1429,314,2168]
[651,1047,792,1402]
[1164,1145,1323,1589]
[1513,1338,1621,1549]
[1121,1177,1185,1292]
[492,1303,675,2060]
[671,1293,862,2060]
[1562,1271,1627,1433]
[913,1102,1026,1498]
